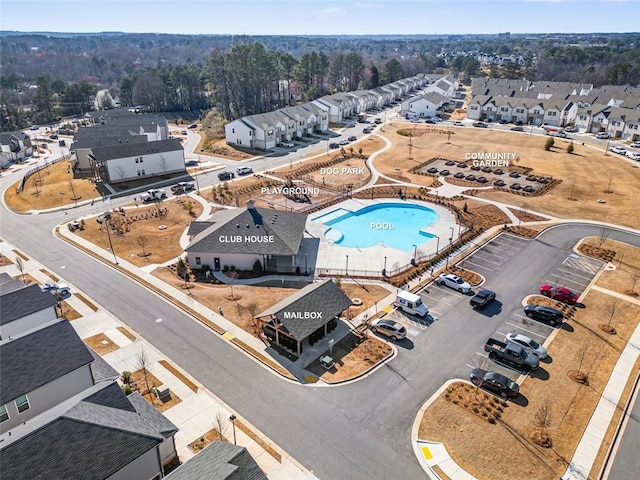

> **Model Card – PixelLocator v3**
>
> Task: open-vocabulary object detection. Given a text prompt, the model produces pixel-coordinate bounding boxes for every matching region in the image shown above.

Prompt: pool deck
[307,199,460,276]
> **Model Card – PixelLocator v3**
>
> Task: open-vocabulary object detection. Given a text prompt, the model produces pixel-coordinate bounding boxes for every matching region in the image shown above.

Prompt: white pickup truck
[140,189,167,202]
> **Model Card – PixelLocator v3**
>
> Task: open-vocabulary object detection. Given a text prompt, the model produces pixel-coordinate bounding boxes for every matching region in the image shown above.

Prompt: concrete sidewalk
[0,240,318,480]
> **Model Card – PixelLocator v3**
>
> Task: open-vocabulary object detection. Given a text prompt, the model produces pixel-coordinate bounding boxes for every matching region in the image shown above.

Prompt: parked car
[630,141,640,148]
[610,146,627,155]
[181,130,188,135]
[539,284,579,305]
[445,160,456,166]
[498,119,508,124]
[505,333,548,359]
[473,122,489,128]
[469,369,520,398]
[510,183,522,190]
[493,168,504,175]
[348,135,357,142]
[456,162,468,168]
[626,151,640,160]
[510,126,525,132]
[493,179,506,187]
[564,126,578,133]
[281,141,294,148]
[188,123,197,129]
[476,176,488,184]
[484,338,540,371]
[328,142,339,149]
[470,289,496,309]
[439,169,450,176]
[515,120,524,126]
[595,132,610,139]
[465,174,476,181]
[236,166,254,176]
[427,167,438,174]
[524,304,564,326]
[217,171,235,181]
[453,121,464,126]
[425,118,436,124]
[432,116,443,123]
[339,139,349,146]
[171,182,195,194]
[41,282,70,296]
[363,127,373,133]
[50,134,59,139]
[371,319,407,340]
[454,172,465,179]
[523,185,534,193]
[437,273,471,293]
[374,118,382,124]
[30,125,40,130]
[509,171,520,178]
[140,189,167,202]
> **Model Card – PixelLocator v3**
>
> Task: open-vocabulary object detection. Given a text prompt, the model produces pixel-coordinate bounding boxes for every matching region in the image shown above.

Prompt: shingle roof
[0,282,57,326]
[0,383,169,480]
[127,392,179,437]
[89,138,183,162]
[256,280,353,341]
[71,133,147,151]
[165,441,267,480]
[186,206,307,256]
[0,272,27,294]
[0,319,95,404]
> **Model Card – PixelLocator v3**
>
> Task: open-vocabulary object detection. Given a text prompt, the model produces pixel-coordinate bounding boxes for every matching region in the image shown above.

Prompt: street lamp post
[345,255,349,276]
[412,244,418,264]
[305,253,308,274]
[59,192,65,213]
[435,235,440,255]
[383,256,387,277]
[228,415,237,445]
[445,227,454,270]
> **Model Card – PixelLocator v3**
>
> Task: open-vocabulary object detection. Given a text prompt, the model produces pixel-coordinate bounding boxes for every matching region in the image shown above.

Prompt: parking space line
[495,236,529,247]
[465,363,476,370]
[473,249,512,260]
[476,351,489,359]
[481,240,522,253]
[506,320,551,337]
[420,294,454,307]
[463,260,494,272]
[544,278,584,293]
[555,276,590,288]
[467,255,502,266]
[556,268,594,282]
[501,233,530,243]
[428,286,464,298]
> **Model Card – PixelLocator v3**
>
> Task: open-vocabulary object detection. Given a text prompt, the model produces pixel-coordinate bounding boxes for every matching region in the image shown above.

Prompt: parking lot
[381,233,604,385]
[417,158,553,194]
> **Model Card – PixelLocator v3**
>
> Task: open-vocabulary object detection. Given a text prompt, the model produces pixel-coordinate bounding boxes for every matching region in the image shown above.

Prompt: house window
[232,128,235,133]
[195,256,201,266]
[135,158,139,163]
[15,395,30,414]
[141,169,145,175]
[139,157,143,163]
[137,170,141,176]
[0,404,9,423]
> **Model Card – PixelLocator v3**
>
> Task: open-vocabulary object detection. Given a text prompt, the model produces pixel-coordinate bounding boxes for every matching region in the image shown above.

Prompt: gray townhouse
[0,131,33,168]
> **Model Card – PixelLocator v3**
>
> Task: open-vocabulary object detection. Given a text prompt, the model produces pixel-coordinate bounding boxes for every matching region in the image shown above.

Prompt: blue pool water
[316,203,438,252]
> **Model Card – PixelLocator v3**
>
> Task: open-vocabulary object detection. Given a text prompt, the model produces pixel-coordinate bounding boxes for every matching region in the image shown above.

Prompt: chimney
[246,199,255,210]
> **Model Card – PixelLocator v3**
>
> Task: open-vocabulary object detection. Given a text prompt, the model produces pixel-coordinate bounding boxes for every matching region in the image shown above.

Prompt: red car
[539,284,579,305]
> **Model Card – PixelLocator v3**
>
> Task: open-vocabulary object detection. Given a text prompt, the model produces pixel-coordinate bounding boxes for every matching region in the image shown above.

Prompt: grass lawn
[418,272,640,480]
[74,199,203,267]
[580,237,640,297]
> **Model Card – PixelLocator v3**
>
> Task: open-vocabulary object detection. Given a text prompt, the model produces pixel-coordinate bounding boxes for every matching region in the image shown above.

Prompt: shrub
[567,142,574,154]
[488,416,497,424]
[544,138,555,151]
[463,202,468,213]
[121,384,132,395]
[121,371,131,384]
[252,259,263,274]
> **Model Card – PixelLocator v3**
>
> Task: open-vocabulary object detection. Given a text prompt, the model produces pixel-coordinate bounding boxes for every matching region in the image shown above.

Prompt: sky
[0,0,637,36]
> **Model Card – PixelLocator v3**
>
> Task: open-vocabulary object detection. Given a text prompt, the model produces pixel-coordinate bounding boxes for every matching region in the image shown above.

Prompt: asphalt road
[3,165,639,480]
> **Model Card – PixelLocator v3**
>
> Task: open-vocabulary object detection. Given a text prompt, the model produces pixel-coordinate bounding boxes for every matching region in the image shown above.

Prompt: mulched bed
[507,226,539,238]
[578,243,617,263]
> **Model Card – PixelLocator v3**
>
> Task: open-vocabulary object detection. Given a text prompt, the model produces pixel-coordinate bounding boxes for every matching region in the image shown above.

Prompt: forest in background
[1,32,638,130]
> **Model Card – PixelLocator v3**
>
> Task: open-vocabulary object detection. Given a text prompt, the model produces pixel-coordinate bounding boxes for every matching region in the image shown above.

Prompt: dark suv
[469,369,519,398]
[524,305,564,326]
[470,289,496,309]
[217,171,235,181]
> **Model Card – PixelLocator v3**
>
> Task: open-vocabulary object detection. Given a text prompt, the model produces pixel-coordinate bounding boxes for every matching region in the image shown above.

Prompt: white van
[394,291,429,317]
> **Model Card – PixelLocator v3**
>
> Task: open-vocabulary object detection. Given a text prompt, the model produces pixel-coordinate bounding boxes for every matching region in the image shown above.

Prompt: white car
[432,116,443,123]
[436,273,471,293]
[595,132,610,139]
[630,141,640,148]
[339,139,349,146]
[41,282,70,296]
[281,142,294,148]
[505,333,548,359]
[626,151,640,160]
[610,146,626,155]
[236,166,254,176]
[453,121,464,126]
[371,319,407,340]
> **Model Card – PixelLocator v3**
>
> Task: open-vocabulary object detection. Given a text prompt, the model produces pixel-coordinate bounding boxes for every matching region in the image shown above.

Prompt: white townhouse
[224,117,256,149]
[467,95,489,120]
[573,104,610,133]
[620,111,640,142]
[401,91,445,118]
[302,102,329,132]
[525,100,546,126]
[371,87,393,107]
[494,98,514,123]
[429,77,457,98]
[312,93,356,124]
[349,90,378,113]
[384,83,403,101]
[542,102,564,127]
[89,138,185,184]
[281,105,315,138]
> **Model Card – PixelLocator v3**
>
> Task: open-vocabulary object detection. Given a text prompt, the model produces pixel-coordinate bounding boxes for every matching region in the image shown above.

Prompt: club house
[254,280,353,356]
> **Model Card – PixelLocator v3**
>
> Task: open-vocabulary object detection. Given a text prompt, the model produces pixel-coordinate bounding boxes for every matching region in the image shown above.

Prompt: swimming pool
[315,203,438,252]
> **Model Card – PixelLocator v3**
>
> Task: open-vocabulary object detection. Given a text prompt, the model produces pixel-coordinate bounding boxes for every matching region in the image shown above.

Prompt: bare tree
[136,346,154,404]
[576,346,589,377]
[598,227,610,248]
[533,400,553,445]
[15,256,26,283]
[244,301,261,335]
[606,298,621,327]
[213,410,229,442]
[68,180,79,206]
[227,270,239,300]
[630,270,640,297]
[137,236,149,257]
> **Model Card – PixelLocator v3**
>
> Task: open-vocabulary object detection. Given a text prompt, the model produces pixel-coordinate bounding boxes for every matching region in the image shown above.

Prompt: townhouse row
[468,79,640,141]
[224,75,432,150]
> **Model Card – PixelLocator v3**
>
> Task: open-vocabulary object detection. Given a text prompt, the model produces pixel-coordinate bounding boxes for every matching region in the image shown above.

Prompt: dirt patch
[152,266,303,335]
[5,160,99,213]
[60,300,82,320]
[508,207,549,223]
[235,420,282,462]
[581,238,640,297]
[84,333,120,355]
[158,360,198,393]
[458,202,510,231]
[12,249,29,261]
[188,429,229,454]
[578,243,617,263]
[74,199,203,267]
[117,326,137,342]
[0,254,12,266]
[338,282,391,317]
[507,226,539,238]
[307,332,392,383]
[444,266,483,286]
[129,369,181,412]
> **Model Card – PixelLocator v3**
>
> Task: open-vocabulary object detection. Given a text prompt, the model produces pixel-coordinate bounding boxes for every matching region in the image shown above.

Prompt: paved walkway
[0,239,317,480]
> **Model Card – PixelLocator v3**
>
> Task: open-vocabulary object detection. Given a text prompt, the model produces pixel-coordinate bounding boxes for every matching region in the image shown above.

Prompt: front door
[214,258,221,271]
